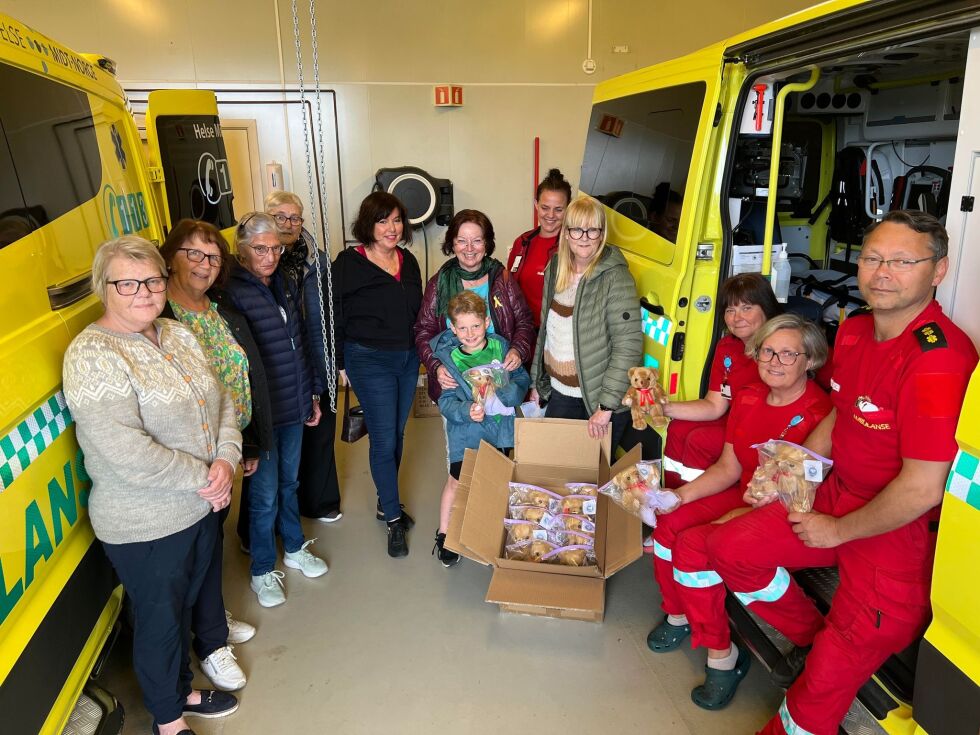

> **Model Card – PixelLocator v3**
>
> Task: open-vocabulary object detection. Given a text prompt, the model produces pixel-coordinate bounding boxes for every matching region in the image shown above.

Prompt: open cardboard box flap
[513,417,607,468]
[453,441,514,565]
[597,445,644,577]
[444,448,479,559]
[486,567,605,616]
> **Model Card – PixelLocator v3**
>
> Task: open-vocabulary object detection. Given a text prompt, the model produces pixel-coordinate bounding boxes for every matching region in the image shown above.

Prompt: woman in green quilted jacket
[530,195,643,451]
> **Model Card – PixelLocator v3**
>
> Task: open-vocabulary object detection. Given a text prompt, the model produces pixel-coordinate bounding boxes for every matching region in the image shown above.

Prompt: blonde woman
[530,195,643,450]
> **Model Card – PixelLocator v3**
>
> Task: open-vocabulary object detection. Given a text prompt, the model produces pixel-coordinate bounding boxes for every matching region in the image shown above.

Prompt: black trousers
[237,410,342,548]
[544,390,631,456]
[191,507,229,660]
[102,513,217,726]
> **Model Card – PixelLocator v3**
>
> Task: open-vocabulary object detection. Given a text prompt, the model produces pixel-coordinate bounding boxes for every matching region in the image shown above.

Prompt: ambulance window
[580,82,706,244]
[154,115,236,230]
[0,64,101,230]
[0,120,32,250]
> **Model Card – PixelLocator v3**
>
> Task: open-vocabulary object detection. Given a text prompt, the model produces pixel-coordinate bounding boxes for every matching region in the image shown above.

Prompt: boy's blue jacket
[431,330,531,463]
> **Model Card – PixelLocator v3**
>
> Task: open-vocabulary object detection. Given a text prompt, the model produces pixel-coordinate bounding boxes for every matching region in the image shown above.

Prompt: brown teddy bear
[466,368,496,407]
[622,366,669,430]
[556,548,588,566]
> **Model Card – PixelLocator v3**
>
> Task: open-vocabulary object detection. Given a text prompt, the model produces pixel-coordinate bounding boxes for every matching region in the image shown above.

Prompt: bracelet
[312,394,321,402]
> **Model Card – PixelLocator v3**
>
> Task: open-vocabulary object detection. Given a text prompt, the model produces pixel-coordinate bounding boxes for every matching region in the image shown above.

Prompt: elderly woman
[333,192,422,558]
[414,209,535,566]
[159,219,272,692]
[265,190,342,524]
[63,236,241,735]
[530,195,643,451]
[225,212,328,608]
[661,273,782,489]
[647,314,831,710]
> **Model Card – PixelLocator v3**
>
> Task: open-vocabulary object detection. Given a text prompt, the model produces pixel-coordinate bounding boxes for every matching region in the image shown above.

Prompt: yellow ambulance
[0,12,236,734]
[580,1,980,733]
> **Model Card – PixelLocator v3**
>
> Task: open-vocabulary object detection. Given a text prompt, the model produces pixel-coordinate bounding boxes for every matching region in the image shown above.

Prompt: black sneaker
[377,500,415,528]
[432,531,460,568]
[182,689,239,718]
[387,519,409,558]
[770,644,812,688]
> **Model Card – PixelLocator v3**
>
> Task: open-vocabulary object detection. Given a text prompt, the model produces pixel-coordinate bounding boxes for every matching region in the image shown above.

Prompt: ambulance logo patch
[914,322,946,352]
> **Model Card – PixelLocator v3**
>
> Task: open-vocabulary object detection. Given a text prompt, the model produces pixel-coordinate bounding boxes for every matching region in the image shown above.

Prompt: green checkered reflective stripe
[946,449,980,511]
[0,391,73,493]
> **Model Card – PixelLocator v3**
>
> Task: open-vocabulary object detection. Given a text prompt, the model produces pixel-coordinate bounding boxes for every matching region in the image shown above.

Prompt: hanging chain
[290,0,337,412]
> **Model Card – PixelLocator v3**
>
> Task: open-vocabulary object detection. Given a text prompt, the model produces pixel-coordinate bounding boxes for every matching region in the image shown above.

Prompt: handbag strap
[344,382,351,416]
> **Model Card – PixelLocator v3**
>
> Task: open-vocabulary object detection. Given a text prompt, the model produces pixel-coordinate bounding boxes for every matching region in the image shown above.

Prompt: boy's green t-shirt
[449,338,504,374]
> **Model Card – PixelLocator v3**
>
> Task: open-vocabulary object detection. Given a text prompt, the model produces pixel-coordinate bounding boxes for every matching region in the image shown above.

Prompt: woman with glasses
[414,209,535,567]
[157,219,271,692]
[333,192,422,558]
[225,212,328,608]
[530,195,643,451]
[646,313,831,710]
[661,274,782,489]
[265,190,343,527]
[63,237,242,735]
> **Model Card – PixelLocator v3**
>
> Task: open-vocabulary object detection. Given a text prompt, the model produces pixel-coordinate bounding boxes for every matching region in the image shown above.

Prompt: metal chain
[290,0,337,412]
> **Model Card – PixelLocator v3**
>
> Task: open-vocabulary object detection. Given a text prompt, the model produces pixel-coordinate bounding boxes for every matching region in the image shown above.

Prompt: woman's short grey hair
[264,190,304,213]
[91,236,166,305]
[747,313,829,372]
[235,212,280,252]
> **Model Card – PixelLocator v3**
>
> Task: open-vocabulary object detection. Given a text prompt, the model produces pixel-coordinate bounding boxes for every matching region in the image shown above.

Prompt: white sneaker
[225,610,255,644]
[250,570,286,607]
[201,646,247,691]
[283,539,329,578]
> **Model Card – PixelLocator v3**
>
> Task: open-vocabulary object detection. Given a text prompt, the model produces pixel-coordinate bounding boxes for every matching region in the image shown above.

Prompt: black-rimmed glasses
[107,276,169,295]
[273,213,304,226]
[756,347,807,366]
[567,226,602,240]
[177,247,223,267]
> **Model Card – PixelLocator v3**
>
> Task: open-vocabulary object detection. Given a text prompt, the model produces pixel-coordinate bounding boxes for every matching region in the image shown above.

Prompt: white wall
[6,0,817,270]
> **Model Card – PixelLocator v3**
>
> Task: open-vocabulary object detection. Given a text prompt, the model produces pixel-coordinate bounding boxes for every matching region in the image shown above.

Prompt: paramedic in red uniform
[708,210,978,735]
[506,168,571,328]
[648,314,832,710]
[661,273,781,488]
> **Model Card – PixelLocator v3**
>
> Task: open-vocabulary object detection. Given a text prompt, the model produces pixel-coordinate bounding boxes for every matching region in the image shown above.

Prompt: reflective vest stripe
[734,567,791,605]
[653,539,672,562]
[673,567,723,588]
[779,697,815,735]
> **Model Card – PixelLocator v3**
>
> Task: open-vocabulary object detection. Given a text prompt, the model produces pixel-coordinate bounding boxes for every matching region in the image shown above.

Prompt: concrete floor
[101,410,783,734]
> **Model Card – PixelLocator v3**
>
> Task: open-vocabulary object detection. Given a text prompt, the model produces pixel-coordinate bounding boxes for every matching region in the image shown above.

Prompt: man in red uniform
[707,210,978,735]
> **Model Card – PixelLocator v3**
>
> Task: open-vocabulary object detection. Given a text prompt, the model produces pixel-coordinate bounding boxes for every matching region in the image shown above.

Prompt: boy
[430,291,531,566]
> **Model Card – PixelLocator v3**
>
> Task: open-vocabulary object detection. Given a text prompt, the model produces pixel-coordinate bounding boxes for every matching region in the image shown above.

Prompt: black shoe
[432,531,460,568]
[387,519,409,558]
[377,500,415,528]
[182,689,239,718]
[770,644,812,688]
[152,726,197,735]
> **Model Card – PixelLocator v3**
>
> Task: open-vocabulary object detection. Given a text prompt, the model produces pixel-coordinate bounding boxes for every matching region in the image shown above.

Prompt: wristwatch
[312,394,321,402]
[597,403,613,412]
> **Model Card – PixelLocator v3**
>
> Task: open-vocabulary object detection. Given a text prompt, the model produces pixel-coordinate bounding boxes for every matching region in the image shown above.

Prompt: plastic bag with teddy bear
[598,460,680,527]
[745,440,833,513]
[462,361,513,416]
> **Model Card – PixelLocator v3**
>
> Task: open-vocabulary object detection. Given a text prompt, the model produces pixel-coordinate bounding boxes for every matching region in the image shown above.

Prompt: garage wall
[5,0,816,268]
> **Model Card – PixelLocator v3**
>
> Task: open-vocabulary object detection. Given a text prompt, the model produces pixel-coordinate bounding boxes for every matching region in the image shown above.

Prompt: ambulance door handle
[640,297,664,316]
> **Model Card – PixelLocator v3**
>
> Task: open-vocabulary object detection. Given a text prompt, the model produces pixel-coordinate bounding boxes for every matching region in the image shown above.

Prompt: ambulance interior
[729,31,967,341]
[722,31,970,728]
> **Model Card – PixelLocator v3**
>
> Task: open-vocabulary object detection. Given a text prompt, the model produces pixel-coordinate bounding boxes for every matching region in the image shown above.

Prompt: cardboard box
[414,372,441,418]
[445,418,642,622]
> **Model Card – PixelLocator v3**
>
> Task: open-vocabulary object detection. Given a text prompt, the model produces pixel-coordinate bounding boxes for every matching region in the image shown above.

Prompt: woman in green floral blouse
[160,219,274,693]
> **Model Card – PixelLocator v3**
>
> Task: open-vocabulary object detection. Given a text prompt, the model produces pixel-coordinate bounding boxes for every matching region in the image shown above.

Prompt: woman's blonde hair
[554,196,607,292]
[91,236,166,304]
[747,313,829,372]
[264,189,304,213]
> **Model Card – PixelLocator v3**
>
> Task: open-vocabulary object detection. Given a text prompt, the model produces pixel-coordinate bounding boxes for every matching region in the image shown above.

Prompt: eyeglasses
[756,347,807,366]
[454,238,485,249]
[106,276,169,296]
[243,243,285,257]
[567,226,602,240]
[856,255,937,272]
[273,213,304,226]
[177,247,223,267]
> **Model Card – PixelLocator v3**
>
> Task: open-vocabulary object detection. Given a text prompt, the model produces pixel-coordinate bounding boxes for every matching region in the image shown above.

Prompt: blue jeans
[249,422,305,576]
[343,342,419,522]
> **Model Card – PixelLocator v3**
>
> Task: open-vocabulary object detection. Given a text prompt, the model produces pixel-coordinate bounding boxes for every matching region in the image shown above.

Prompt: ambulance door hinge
[713,103,722,128]
[696,242,715,260]
[147,166,165,183]
[961,196,974,212]
[671,331,686,362]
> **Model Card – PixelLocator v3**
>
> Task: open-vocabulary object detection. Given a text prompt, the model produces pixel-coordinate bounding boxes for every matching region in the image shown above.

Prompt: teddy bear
[556,548,588,566]
[506,521,535,543]
[561,496,587,515]
[609,464,648,514]
[622,366,669,430]
[746,443,817,512]
[528,541,553,562]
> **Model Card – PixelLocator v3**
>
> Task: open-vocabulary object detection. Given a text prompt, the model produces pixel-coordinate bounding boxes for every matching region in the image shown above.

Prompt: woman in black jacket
[333,192,423,558]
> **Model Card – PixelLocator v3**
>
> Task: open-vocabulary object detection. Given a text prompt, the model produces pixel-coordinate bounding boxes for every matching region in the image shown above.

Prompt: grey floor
[101,409,783,734]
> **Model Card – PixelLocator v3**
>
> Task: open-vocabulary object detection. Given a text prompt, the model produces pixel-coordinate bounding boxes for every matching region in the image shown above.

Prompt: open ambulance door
[580,45,727,400]
[144,90,237,238]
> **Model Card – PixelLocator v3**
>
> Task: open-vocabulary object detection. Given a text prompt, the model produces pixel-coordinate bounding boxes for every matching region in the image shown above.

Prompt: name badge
[830,379,841,392]
[510,255,522,272]
[720,384,732,399]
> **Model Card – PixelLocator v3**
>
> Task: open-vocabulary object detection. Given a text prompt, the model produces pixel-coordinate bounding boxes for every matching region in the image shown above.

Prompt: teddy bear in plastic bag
[745,440,833,513]
[599,460,680,526]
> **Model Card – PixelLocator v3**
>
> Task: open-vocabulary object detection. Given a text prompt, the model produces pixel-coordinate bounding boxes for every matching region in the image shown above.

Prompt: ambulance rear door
[144,90,237,236]
[580,44,729,400]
